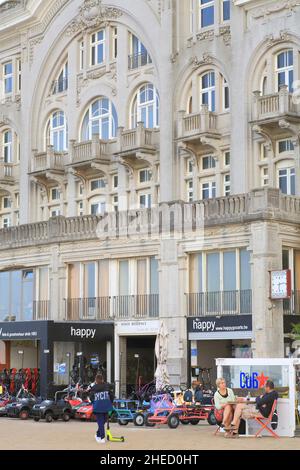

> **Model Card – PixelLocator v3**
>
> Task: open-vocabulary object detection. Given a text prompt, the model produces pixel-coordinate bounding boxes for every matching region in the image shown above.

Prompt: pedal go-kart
[31,391,72,423]
[112,399,144,426]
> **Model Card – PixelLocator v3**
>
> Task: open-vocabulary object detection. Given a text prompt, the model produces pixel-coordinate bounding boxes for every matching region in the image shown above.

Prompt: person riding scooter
[89,374,114,444]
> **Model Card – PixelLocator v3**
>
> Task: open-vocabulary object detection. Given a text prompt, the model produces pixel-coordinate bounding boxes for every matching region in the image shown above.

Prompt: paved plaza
[0,419,299,451]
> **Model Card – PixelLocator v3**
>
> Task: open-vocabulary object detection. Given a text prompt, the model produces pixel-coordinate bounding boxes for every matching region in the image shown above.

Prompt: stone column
[159,239,188,386]
[158,6,174,202]
[250,220,284,357]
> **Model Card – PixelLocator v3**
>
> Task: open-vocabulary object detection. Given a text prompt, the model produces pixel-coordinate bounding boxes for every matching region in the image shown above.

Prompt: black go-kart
[31,391,72,423]
[6,391,38,420]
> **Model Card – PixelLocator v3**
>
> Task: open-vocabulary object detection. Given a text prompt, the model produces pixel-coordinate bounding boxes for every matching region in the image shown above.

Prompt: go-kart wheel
[145,414,155,427]
[133,413,145,427]
[45,412,53,423]
[53,416,59,421]
[62,412,70,422]
[207,410,218,426]
[118,419,129,426]
[167,414,180,429]
[181,420,190,425]
[190,419,200,425]
[33,417,40,422]
[19,409,29,420]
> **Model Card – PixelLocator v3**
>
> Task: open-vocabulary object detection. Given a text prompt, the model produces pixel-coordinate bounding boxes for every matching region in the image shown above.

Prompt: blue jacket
[90,383,114,414]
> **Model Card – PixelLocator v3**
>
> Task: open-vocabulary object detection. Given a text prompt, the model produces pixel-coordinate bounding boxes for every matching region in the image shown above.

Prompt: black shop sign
[187,315,252,340]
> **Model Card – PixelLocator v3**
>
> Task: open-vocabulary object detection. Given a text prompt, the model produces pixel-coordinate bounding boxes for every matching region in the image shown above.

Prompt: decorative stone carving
[252,1,300,20]
[0,114,9,127]
[0,0,23,12]
[196,29,214,42]
[265,30,291,47]
[219,25,231,46]
[76,64,117,106]
[66,0,123,36]
[170,52,179,63]
[189,53,213,69]
[29,36,43,67]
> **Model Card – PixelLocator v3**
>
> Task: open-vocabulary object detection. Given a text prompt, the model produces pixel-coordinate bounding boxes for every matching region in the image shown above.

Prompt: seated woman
[214,378,237,436]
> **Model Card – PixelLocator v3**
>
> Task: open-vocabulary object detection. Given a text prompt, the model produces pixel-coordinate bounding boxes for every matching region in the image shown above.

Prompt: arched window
[276,50,294,92]
[3,130,12,163]
[131,84,159,129]
[46,111,68,151]
[81,98,118,141]
[200,71,215,112]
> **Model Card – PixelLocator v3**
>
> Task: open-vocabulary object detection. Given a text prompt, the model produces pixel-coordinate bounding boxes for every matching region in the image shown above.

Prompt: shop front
[0,321,114,397]
[114,319,160,398]
[216,358,299,437]
[187,315,253,387]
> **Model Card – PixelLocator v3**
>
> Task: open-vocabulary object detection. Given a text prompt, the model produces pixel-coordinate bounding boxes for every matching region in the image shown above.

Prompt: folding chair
[254,400,279,438]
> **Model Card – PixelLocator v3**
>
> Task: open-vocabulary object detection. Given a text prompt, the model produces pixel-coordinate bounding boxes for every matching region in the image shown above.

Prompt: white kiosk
[216,358,300,437]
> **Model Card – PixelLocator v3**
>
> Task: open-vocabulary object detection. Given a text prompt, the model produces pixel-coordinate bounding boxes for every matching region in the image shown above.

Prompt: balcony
[1,300,51,322]
[115,123,159,167]
[252,85,300,131]
[177,106,220,144]
[186,290,252,317]
[128,52,152,70]
[68,136,112,176]
[33,300,51,320]
[112,294,159,320]
[65,297,111,321]
[283,291,300,316]
[0,162,18,185]
[30,146,67,184]
[64,294,159,321]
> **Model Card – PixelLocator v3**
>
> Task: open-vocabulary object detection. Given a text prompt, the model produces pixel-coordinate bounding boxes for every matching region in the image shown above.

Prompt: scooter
[106,415,125,443]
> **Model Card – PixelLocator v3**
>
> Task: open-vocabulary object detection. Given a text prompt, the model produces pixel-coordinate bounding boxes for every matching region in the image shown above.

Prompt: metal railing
[128,52,152,70]
[283,291,300,315]
[51,77,68,95]
[112,294,159,319]
[64,297,111,321]
[33,300,51,320]
[186,290,252,317]
[65,294,159,321]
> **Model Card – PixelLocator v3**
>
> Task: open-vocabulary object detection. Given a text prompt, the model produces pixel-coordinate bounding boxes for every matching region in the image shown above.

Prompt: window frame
[90,29,106,66]
[200,71,216,112]
[3,61,13,95]
[81,98,118,141]
[199,0,214,29]
[275,50,294,93]
[131,83,160,129]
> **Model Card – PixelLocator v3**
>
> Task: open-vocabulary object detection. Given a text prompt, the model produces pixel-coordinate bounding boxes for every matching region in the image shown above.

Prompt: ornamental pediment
[66,0,123,36]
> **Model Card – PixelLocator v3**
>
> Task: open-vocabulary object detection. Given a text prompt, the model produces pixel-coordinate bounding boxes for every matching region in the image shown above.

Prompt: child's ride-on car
[31,391,72,423]
[6,394,37,420]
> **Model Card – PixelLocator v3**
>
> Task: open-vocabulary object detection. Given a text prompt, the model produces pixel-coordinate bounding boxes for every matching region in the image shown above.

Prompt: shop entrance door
[125,336,156,396]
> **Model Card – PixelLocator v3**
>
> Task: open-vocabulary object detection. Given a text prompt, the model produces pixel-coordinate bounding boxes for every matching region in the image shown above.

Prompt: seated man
[230,380,278,435]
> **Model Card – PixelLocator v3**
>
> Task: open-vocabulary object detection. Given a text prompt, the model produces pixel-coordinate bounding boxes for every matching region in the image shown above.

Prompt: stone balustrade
[177,106,218,139]
[69,136,112,164]
[31,146,67,172]
[0,188,300,250]
[0,162,18,181]
[252,85,300,121]
[116,122,159,153]
[0,188,299,250]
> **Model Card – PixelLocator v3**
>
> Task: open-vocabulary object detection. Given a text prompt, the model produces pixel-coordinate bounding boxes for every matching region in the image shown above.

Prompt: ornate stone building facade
[1,0,300,395]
